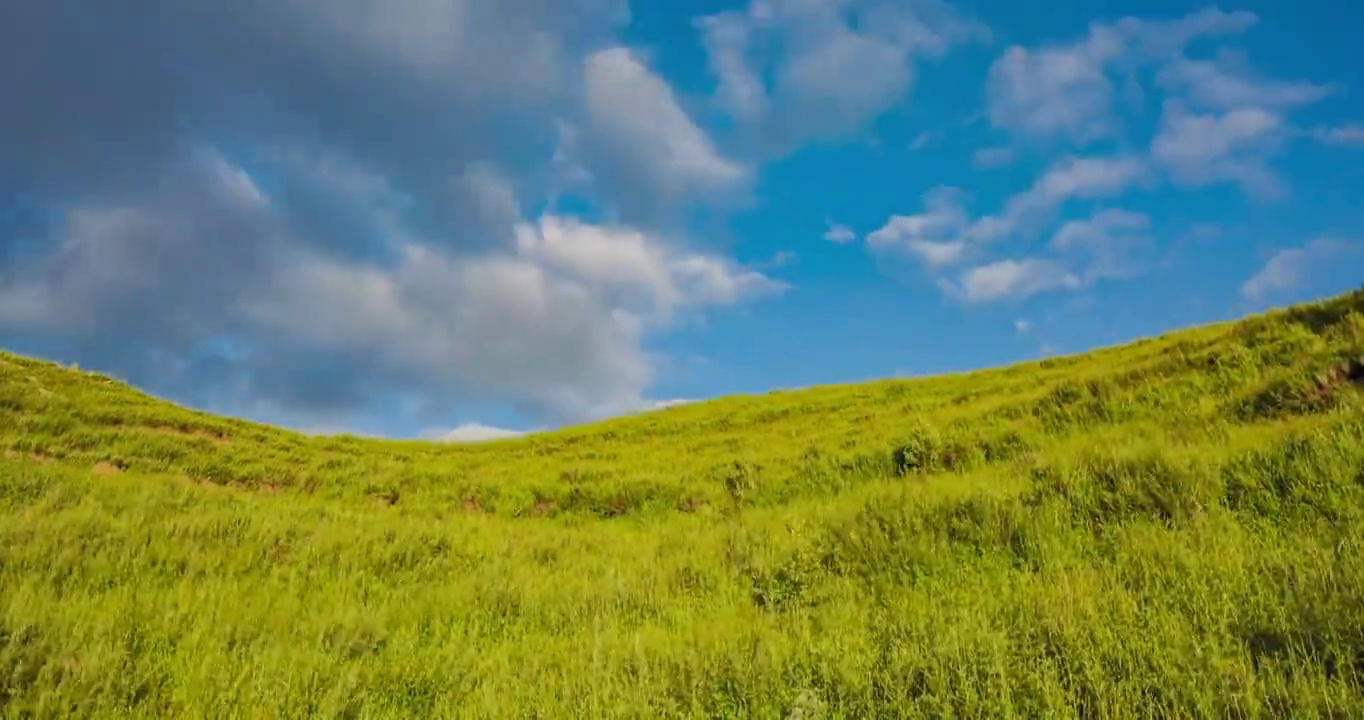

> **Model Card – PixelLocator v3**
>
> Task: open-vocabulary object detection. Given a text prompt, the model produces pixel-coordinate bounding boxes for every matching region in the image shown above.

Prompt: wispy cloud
[870,153,1151,269]
[972,146,1016,168]
[694,0,991,150]
[985,9,1258,145]
[823,223,857,244]
[1241,238,1363,302]
[1151,101,1287,198]
[1310,124,1364,146]
[907,131,937,151]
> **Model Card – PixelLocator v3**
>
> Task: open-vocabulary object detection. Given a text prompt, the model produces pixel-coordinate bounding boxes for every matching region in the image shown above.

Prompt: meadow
[2,288,1363,718]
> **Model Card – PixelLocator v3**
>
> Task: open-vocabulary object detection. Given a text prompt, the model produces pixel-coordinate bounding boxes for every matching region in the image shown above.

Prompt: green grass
[3,288,1364,718]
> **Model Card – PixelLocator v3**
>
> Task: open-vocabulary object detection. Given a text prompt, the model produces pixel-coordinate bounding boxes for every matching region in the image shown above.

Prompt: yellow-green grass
[2,288,1364,718]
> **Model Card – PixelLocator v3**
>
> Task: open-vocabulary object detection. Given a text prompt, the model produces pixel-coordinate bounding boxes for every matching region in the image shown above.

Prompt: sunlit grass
[2,288,1363,717]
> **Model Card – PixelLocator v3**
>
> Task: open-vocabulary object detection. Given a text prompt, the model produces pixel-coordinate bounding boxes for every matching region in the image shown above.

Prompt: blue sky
[2,0,1362,441]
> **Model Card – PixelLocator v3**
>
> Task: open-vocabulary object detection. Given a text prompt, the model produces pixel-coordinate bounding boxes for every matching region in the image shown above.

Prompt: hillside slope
[2,288,1364,717]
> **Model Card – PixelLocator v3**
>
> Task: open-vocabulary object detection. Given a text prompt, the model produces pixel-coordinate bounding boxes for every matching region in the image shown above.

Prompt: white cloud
[695,11,769,122]
[0,148,786,425]
[649,398,695,410]
[245,215,785,421]
[422,423,527,442]
[864,187,1157,305]
[907,131,937,151]
[972,146,1015,168]
[0,149,281,334]
[1050,208,1149,250]
[695,0,990,148]
[758,250,798,268]
[985,9,1258,145]
[1155,50,1335,112]
[939,207,1152,305]
[867,187,973,267]
[823,223,857,243]
[968,154,1152,244]
[1138,33,1333,201]
[867,154,1150,277]
[1240,238,1363,302]
[936,207,1152,305]
[1151,101,1286,197]
[3,0,792,429]
[1049,208,1153,281]
[1312,124,1364,146]
[1027,154,1151,204]
[942,258,1080,303]
[907,240,970,268]
[581,47,748,215]
[1014,319,1031,334]
[983,8,1335,204]
[985,35,1123,144]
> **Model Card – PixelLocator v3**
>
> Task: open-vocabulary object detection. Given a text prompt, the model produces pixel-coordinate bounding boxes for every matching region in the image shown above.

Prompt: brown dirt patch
[193,429,232,446]
[370,490,400,507]
[1306,356,1364,406]
[155,426,232,446]
[91,461,122,476]
[1315,356,1364,388]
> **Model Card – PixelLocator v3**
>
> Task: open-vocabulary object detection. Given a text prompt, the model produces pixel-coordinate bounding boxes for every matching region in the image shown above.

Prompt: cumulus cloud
[869,154,1150,270]
[1151,101,1287,197]
[1240,238,1363,302]
[579,47,749,220]
[866,187,972,267]
[873,7,1343,307]
[0,1,783,428]
[867,169,1156,302]
[985,33,1124,144]
[984,8,1257,145]
[1144,47,1334,197]
[695,10,770,123]
[984,7,1332,201]
[0,155,784,424]
[695,0,990,151]
[961,153,1151,245]
[930,207,1152,305]
[941,258,1081,303]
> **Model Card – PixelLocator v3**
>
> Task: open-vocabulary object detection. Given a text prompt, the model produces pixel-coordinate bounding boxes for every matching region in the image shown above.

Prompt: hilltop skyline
[3,0,1363,439]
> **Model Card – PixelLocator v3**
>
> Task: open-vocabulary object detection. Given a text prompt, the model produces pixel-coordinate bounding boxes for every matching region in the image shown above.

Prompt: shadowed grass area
[2,288,1363,717]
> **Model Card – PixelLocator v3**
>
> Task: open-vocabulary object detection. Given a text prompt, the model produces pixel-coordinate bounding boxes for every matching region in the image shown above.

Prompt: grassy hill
[2,288,1364,718]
